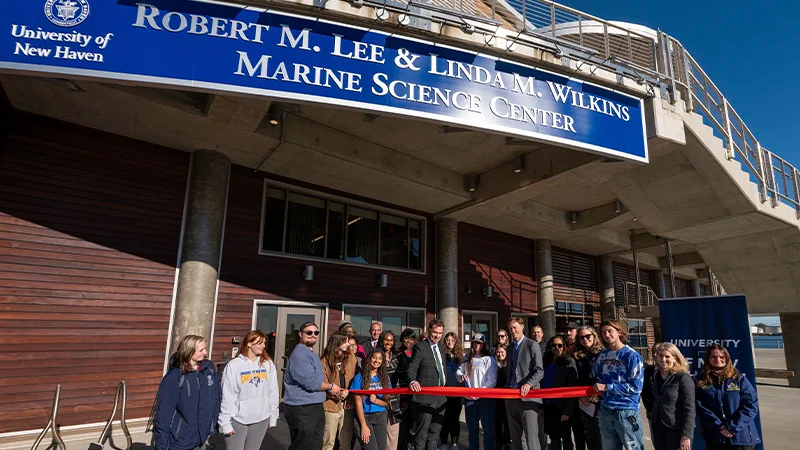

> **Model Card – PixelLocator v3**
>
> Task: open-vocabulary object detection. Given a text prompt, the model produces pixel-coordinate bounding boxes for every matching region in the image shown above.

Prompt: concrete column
[690,279,702,297]
[436,218,459,335]
[780,313,800,388]
[170,149,231,354]
[599,256,616,321]
[536,239,556,340]
[652,270,666,299]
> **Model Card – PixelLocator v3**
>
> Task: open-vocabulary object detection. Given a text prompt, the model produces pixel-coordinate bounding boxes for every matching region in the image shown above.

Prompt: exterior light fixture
[614,200,622,213]
[570,212,578,224]
[483,286,493,297]
[513,155,525,173]
[378,274,388,288]
[460,23,475,35]
[398,14,410,26]
[267,103,284,126]
[467,174,480,192]
[465,286,472,294]
[303,265,314,281]
[375,8,389,20]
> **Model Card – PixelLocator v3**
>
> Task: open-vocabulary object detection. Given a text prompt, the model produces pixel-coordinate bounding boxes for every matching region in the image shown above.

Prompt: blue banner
[0,0,647,162]
[659,295,764,450]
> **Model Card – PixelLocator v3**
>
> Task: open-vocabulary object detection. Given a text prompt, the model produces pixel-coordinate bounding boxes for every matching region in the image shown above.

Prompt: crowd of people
[151,318,762,450]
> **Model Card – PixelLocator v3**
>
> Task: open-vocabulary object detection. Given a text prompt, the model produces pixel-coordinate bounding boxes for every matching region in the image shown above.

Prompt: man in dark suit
[360,322,382,350]
[505,316,544,450]
[408,318,447,450]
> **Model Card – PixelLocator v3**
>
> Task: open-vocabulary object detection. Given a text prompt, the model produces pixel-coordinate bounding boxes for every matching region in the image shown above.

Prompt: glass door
[255,304,324,396]
[462,312,496,350]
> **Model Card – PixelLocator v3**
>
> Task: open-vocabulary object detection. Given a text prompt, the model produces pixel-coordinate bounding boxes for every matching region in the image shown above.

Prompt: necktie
[432,345,445,387]
[508,340,521,387]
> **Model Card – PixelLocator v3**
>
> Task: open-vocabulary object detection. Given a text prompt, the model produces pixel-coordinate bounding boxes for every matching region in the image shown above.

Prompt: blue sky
[557,0,800,166]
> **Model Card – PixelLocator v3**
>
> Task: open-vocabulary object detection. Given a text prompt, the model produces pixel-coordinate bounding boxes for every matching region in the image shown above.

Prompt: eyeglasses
[497,334,507,338]
[579,335,593,341]
[550,343,564,348]
[303,330,320,336]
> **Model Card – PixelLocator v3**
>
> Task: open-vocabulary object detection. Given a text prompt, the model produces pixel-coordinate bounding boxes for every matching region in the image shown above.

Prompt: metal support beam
[630,230,641,310]
[665,239,676,297]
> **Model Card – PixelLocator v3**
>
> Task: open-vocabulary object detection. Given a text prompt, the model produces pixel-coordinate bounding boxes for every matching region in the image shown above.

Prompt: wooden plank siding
[664,274,692,298]
[552,247,601,325]
[457,223,537,328]
[210,167,436,363]
[0,113,188,433]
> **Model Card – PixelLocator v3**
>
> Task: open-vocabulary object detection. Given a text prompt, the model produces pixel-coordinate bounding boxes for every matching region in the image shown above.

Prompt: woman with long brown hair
[542,335,578,450]
[695,344,760,450]
[494,344,510,450]
[440,331,465,450]
[352,349,392,450]
[458,332,497,450]
[154,335,221,450]
[321,332,356,450]
[219,330,280,450]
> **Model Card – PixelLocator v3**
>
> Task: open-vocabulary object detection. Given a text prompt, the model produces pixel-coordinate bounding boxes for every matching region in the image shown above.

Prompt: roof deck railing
[309,0,800,218]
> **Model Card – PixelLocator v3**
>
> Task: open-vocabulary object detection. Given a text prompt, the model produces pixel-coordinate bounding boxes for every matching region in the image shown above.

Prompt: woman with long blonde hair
[219,330,280,450]
[651,343,694,450]
[573,326,603,450]
[154,335,221,450]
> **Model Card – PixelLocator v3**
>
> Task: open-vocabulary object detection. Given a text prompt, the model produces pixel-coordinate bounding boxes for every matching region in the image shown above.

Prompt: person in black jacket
[408,318,448,450]
[573,326,603,450]
[651,343,695,450]
[642,343,661,423]
[542,335,578,450]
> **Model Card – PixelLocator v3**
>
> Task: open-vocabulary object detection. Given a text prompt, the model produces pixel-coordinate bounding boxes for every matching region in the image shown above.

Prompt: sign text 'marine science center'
[1,0,648,162]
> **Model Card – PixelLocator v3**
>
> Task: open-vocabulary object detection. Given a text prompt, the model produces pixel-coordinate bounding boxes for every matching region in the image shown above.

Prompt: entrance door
[462,312,496,350]
[255,304,324,395]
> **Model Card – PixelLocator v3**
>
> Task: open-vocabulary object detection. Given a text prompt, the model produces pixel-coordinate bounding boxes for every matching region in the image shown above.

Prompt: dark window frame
[259,181,427,274]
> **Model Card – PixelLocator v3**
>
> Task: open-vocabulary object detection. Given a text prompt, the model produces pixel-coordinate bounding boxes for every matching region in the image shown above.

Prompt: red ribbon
[349,386,594,399]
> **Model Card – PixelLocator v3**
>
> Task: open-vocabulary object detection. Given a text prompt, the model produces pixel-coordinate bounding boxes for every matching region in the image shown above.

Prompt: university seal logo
[45,0,90,28]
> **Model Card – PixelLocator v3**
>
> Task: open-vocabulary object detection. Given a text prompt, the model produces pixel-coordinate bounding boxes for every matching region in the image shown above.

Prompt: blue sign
[660,295,764,450]
[0,0,648,162]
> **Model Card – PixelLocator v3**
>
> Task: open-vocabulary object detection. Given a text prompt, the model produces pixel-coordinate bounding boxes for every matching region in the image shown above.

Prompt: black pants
[284,403,325,450]
[570,409,586,450]
[355,410,388,450]
[544,404,573,450]
[579,409,601,450]
[495,395,510,446]
[706,444,755,450]
[652,421,685,450]
[410,401,444,450]
[439,397,462,445]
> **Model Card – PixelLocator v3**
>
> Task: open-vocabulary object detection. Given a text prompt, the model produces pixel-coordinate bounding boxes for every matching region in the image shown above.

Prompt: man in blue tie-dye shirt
[592,320,644,450]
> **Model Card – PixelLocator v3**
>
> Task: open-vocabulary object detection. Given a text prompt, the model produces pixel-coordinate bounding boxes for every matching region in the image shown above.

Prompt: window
[343,306,426,342]
[554,301,594,332]
[628,319,648,348]
[261,183,425,271]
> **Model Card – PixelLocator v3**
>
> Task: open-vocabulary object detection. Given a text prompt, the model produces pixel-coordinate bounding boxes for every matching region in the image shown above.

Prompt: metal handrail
[90,381,132,450]
[320,0,800,219]
[623,281,658,310]
[31,385,66,450]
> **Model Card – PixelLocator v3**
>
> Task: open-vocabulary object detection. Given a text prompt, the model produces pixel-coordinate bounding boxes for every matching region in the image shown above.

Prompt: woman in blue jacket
[695,344,760,450]
[154,335,222,450]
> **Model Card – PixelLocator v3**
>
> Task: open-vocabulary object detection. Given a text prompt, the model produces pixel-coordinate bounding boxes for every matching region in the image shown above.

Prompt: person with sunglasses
[284,322,344,450]
[492,330,510,356]
[573,326,603,450]
[542,335,578,450]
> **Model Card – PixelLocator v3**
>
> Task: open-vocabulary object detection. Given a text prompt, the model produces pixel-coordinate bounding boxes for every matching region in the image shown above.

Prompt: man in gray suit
[408,318,447,450]
[505,316,544,450]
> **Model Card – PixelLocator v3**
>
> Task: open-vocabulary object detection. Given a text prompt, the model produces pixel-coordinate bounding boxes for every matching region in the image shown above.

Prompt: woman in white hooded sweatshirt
[457,332,498,450]
[219,330,280,450]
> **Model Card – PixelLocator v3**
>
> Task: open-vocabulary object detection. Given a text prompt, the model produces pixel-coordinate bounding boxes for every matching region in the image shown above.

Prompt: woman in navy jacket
[154,335,222,450]
[695,344,760,450]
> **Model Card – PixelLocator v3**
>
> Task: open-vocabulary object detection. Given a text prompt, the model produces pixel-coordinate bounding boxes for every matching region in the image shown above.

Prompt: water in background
[753,334,784,348]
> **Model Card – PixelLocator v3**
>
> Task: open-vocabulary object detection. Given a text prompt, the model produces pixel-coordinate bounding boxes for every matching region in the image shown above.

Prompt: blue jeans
[598,406,643,450]
[465,398,495,450]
